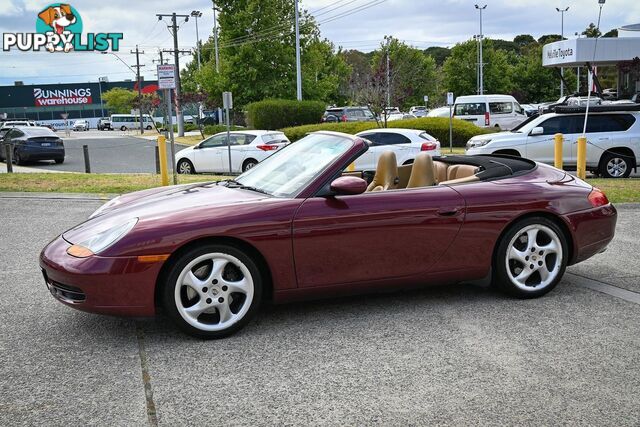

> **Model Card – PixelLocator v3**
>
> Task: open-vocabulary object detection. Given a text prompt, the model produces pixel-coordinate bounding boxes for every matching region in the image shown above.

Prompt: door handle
[437,207,461,217]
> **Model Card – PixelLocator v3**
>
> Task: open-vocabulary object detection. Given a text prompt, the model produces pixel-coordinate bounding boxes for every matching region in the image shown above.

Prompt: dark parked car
[0,126,64,165]
[40,131,616,338]
[322,106,376,123]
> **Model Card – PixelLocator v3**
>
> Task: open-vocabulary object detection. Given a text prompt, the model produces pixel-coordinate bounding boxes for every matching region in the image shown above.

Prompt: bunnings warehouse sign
[33,87,92,106]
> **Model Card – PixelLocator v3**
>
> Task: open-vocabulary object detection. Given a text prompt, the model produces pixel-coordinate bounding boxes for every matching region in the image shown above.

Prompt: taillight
[484,112,490,126]
[341,114,347,122]
[421,142,437,151]
[588,187,609,207]
[257,144,278,151]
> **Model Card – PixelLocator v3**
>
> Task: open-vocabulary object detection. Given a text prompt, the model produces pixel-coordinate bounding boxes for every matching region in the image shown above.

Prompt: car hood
[63,182,269,245]
[175,146,195,158]
[469,131,527,144]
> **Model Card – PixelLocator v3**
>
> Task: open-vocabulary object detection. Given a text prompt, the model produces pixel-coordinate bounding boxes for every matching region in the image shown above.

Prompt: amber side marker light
[588,188,609,207]
[67,245,94,258]
[137,254,170,263]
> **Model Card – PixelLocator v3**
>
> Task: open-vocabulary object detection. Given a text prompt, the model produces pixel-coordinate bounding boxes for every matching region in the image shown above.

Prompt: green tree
[186,0,349,110]
[603,28,618,38]
[442,39,512,97]
[582,23,602,38]
[537,34,562,45]
[424,46,451,66]
[101,87,137,113]
[513,34,537,48]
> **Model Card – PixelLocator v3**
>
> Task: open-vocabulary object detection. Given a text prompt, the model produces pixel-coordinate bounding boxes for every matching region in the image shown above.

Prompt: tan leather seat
[366,151,399,192]
[446,164,478,180]
[397,164,413,189]
[433,161,449,183]
[406,153,437,188]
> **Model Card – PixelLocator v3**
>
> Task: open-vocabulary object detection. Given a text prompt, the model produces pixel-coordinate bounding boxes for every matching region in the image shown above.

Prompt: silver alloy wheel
[244,161,256,171]
[178,160,192,174]
[505,224,563,292]
[606,157,627,178]
[174,252,254,332]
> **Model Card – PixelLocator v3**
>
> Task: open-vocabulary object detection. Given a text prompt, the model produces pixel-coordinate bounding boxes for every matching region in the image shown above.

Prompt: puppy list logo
[2,3,123,53]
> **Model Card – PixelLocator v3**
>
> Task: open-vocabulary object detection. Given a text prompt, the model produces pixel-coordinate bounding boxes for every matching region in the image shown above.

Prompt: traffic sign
[60,113,69,119]
[446,92,454,105]
[223,92,233,110]
[157,64,176,90]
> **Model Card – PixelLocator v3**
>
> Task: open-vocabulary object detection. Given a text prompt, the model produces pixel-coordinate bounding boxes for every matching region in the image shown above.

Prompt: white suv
[466,109,640,178]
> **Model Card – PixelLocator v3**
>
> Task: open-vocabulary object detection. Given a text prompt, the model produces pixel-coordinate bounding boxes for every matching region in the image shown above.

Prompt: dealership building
[0,79,158,127]
[542,24,640,98]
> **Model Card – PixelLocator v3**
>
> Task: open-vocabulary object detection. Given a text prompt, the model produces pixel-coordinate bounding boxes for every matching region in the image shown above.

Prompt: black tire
[146,125,152,130]
[493,216,568,299]
[120,126,127,131]
[177,159,196,174]
[54,158,64,164]
[162,244,263,338]
[598,151,633,179]
[242,159,258,172]
[13,149,23,165]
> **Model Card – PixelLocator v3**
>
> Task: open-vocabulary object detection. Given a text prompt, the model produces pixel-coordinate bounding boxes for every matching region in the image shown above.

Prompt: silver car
[466,110,640,178]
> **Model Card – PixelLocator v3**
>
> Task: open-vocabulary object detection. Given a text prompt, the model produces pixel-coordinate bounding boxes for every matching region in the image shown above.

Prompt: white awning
[542,37,640,67]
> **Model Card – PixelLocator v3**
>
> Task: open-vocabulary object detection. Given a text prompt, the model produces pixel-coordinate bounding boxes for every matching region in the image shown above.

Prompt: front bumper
[39,235,162,316]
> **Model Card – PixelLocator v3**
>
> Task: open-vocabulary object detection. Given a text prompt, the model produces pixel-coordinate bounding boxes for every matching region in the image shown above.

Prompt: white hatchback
[354,128,441,170]
[175,130,290,174]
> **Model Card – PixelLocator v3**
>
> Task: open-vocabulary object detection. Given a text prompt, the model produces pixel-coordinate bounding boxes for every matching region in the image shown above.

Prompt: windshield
[511,115,539,132]
[236,133,354,197]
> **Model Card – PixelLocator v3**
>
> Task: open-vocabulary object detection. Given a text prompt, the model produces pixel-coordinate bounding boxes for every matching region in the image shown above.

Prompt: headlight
[90,196,120,218]
[467,139,492,148]
[67,218,138,257]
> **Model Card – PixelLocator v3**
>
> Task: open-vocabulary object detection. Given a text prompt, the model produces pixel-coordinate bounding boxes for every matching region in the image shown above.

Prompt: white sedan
[175,130,290,174]
[354,128,441,170]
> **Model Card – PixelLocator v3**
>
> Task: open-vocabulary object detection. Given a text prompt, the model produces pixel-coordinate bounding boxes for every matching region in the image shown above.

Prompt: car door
[292,187,466,288]
[526,116,579,165]
[195,134,227,172]
[220,133,255,173]
[585,114,634,167]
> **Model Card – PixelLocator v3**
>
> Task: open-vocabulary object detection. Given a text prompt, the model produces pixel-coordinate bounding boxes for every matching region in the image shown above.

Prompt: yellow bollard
[346,162,355,172]
[576,136,587,180]
[157,135,169,186]
[554,133,563,170]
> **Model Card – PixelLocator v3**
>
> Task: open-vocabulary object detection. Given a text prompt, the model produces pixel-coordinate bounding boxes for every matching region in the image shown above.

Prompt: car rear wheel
[120,126,127,131]
[13,149,23,165]
[177,159,195,174]
[162,244,263,338]
[146,125,152,130]
[54,158,64,164]
[599,152,632,178]
[242,159,258,172]
[494,217,567,298]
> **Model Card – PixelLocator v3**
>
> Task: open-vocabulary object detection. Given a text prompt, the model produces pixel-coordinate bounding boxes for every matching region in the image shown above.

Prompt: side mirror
[330,176,367,196]
[193,143,201,149]
[530,126,544,136]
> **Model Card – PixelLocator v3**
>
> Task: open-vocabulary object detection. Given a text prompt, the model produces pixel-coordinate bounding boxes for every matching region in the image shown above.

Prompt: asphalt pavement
[6,130,187,174]
[0,196,639,425]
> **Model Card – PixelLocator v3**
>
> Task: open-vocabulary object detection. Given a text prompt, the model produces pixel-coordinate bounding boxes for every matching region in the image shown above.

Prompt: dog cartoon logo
[36,3,82,52]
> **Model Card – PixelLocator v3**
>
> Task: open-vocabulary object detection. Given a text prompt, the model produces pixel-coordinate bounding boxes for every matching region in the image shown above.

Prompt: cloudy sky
[1,0,639,86]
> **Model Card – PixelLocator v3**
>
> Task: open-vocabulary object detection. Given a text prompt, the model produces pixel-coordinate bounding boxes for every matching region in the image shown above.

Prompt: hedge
[246,99,326,130]
[203,124,244,135]
[279,117,495,147]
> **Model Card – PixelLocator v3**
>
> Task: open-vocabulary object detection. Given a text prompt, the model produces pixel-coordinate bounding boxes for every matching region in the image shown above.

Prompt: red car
[40,131,617,338]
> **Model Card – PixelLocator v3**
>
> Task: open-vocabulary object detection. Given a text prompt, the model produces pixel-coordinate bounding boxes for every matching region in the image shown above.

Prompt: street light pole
[212,1,220,72]
[556,6,570,97]
[294,0,302,100]
[475,4,487,95]
[191,10,202,69]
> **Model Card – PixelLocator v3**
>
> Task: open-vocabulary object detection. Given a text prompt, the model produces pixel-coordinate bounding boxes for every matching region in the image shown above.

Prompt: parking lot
[0,195,638,425]
[1,130,184,174]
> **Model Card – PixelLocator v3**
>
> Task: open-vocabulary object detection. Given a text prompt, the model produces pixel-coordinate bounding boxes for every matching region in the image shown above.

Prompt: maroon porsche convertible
[40,131,617,338]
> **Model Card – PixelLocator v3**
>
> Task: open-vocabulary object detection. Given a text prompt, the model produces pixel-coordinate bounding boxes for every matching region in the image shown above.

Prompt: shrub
[280,117,495,147]
[203,124,244,135]
[246,99,326,129]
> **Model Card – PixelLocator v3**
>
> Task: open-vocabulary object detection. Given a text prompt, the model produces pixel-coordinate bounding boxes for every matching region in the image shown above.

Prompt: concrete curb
[0,192,116,201]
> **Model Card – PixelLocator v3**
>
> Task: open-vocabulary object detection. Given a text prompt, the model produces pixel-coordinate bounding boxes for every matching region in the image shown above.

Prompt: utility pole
[385,35,391,108]
[131,45,145,134]
[157,12,190,137]
[153,51,169,128]
[294,0,302,100]
[191,10,203,69]
[556,7,570,97]
[475,4,487,95]
[212,1,220,72]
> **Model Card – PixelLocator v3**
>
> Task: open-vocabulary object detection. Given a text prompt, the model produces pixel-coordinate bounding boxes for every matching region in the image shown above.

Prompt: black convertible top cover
[433,154,537,180]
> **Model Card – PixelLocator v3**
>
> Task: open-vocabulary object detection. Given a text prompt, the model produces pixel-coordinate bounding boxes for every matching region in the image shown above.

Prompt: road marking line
[567,272,640,305]
[135,323,159,427]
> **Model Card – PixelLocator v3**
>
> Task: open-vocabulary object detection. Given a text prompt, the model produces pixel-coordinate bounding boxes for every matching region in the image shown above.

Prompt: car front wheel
[494,217,567,298]
[599,152,632,178]
[162,244,263,338]
[177,159,195,174]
